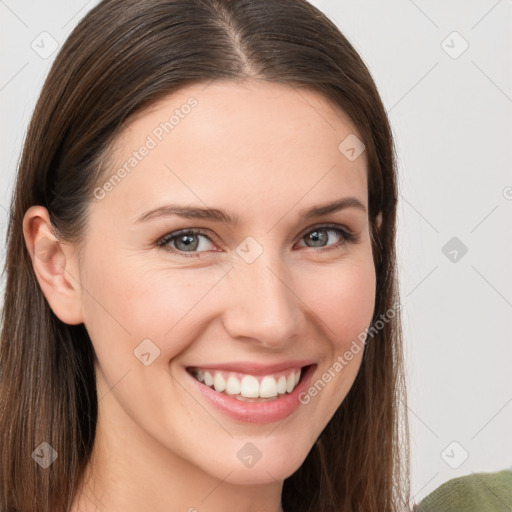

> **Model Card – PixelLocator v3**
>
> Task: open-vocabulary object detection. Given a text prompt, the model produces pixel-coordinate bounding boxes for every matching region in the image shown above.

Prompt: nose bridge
[223,243,300,345]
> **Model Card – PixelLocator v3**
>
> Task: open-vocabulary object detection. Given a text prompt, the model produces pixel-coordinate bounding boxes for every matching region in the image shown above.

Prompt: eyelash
[156,223,359,258]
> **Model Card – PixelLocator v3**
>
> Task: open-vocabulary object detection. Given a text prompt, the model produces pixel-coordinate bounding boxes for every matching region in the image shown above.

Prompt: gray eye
[303,228,330,248]
[174,233,200,251]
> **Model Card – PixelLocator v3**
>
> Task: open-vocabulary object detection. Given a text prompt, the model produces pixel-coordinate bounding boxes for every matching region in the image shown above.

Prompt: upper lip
[186,360,315,376]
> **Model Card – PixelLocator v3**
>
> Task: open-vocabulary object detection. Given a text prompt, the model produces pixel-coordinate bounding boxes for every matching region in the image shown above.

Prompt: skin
[23,80,382,512]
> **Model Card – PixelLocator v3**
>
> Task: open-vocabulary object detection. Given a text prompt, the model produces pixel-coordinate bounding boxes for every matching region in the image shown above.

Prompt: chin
[203,441,312,486]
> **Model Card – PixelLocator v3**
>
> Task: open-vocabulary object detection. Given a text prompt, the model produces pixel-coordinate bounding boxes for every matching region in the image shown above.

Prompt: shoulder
[413,468,512,512]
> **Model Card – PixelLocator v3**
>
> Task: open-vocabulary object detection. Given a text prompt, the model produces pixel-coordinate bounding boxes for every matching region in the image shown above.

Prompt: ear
[22,205,84,325]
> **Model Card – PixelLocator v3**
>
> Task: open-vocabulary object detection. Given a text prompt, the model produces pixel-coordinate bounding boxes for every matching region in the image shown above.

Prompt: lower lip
[185,364,317,424]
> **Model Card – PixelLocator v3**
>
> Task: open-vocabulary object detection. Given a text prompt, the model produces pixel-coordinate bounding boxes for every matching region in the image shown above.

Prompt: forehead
[95,80,368,221]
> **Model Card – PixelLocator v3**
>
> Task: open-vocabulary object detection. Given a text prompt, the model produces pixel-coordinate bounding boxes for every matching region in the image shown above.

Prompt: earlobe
[376,211,383,230]
[22,206,84,325]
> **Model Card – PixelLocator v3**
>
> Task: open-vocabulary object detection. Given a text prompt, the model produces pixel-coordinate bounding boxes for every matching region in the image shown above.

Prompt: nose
[221,249,302,349]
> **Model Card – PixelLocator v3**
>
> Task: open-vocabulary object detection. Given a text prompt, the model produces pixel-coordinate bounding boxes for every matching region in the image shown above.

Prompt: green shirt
[413,468,512,512]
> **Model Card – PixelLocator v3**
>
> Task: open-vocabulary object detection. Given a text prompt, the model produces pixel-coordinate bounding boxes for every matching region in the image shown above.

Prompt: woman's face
[57,80,378,486]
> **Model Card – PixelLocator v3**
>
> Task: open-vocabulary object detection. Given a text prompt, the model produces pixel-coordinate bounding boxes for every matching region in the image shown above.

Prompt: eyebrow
[134,197,367,225]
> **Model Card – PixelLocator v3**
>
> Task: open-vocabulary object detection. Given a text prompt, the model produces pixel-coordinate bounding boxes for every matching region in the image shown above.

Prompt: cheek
[293,259,376,428]
[80,251,228,360]
[300,257,377,346]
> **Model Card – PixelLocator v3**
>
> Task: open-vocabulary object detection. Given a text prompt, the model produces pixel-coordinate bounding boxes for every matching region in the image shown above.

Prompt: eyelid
[296,222,355,240]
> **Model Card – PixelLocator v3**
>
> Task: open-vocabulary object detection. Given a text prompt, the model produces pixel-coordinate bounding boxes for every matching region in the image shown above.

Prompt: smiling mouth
[186,365,311,402]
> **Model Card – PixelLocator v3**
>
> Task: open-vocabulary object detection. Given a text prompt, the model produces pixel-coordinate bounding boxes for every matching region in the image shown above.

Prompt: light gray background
[1,0,511,504]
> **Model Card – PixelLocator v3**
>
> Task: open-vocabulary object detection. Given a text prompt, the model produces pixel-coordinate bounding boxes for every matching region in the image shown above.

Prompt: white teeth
[213,373,226,392]
[276,375,287,394]
[240,375,260,398]
[204,371,213,387]
[259,376,278,398]
[191,367,304,398]
[286,373,295,393]
[226,375,241,395]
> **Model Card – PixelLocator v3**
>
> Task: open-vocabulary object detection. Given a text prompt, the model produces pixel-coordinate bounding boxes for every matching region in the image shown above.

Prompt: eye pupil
[176,234,199,251]
[306,229,327,247]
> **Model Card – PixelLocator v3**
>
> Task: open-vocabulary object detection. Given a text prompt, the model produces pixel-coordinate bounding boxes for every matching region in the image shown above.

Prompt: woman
[0,1,410,511]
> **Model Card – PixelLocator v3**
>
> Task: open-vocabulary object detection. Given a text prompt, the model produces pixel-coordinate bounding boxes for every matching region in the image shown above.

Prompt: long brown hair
[0,1,410,510]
